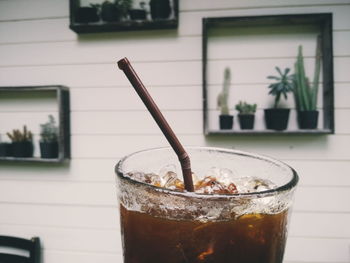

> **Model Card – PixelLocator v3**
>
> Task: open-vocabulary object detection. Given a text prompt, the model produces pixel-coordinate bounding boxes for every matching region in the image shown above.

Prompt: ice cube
[235,177,276,193]
[127,171,146,183]
[205,167,235,186]
[144,173,161,187]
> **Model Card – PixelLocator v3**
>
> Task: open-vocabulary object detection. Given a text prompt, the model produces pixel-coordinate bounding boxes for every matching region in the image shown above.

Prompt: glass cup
[115,147,298,263]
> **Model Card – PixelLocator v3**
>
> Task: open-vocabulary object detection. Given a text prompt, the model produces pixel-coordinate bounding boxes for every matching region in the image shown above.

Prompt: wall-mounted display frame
[0,86,70,163]
[202,13,334,135]
[69,0,179,33]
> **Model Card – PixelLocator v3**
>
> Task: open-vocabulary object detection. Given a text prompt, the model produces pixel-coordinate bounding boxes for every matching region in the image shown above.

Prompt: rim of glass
[116,146,299,198]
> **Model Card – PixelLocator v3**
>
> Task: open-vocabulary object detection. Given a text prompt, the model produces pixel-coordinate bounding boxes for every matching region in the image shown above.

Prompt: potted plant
[6,125,34,158]
[217,68,233,130]
[40,115,59,159]
[264,67,294,131]
[235,101,257,130]
[129,1,147,20]
[0,136,13,157]
[101,0,132,22]
[150,0,171,20]
[293,36,322,129]
[75,4,100,23]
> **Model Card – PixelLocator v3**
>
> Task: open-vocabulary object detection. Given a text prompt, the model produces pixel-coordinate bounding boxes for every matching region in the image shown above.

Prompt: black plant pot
[75,7,99,23]
[0,143,13,157]
[101,4,122,22]
[40,142,59,159]
[238,114,255,130]
[129,9,146,20]
[12,141,34,158]
[264,109,290,131]
[219,115,234,130]
[298,110,319,129]
[150,0,171,20]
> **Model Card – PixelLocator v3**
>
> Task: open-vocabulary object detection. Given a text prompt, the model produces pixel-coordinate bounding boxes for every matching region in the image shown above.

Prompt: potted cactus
[235,101,257,130]
[217,68,233,129]
[6,125,34,158]
[293,36,322,129]
[264,67,294,130]
[40,115,59,159]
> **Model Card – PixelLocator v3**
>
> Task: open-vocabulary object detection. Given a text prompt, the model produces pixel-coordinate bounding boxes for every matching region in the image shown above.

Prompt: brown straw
[117,57,194,192]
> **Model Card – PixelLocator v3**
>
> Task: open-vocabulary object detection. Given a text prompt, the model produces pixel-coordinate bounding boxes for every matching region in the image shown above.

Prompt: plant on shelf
[6,125,34,158]
[235,101,257,130]
[100,0,132,22]
[74,3,100,23]
[0,135,13,157]
[264,66,294,131]
[40,115,59,159]
[217,67,233,130]
[293,35,322,129]
[150,0,171,20]
[129,1,147,20]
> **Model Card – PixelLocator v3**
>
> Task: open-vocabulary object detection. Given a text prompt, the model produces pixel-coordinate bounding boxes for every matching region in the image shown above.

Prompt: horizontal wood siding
[0,0,349,262]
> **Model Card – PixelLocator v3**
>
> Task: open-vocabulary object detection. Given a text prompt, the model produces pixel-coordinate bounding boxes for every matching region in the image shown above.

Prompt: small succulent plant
[267,67,294,108]
[7,125,33,142]
[217,67,231,115]
[235,101,257,115]
[40,115,58,143]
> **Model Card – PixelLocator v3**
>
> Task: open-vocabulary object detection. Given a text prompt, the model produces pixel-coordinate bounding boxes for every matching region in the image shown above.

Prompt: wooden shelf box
[202,13,334,135]
[0,86,70,163]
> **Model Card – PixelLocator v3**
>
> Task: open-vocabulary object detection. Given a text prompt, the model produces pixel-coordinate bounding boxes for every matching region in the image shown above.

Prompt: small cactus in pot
[217,67,233,129]
[293,35,322,129]
[235,101,257,130]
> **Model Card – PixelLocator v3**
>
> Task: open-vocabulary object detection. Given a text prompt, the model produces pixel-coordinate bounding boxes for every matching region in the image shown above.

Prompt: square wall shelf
[0,86,70,163]
[69,0,179,33]
[202,13,334,135]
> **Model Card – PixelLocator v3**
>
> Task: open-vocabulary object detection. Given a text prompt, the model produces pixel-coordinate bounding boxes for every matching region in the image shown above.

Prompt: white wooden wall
[0,0,349,262]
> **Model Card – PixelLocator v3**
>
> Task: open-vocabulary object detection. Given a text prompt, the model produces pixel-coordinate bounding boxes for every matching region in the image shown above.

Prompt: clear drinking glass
[115,147,298,263]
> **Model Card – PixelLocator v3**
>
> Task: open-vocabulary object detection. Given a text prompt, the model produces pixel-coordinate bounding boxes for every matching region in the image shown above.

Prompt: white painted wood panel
[1,1,349,262]
[0,225,122,254]
[0,159,349,187]
[0,0,68,21]
[0,7,348,46]
[69,134,350,160]
[285,237,350,262]
[1,224,350,262]
[1,203,349,242]
[1,30,349,65]
[0,180,349,213]
[0,57,348,87]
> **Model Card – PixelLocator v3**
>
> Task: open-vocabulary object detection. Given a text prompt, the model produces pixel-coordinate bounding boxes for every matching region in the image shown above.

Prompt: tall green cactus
[217,67,231,115]
[294,35,322,111]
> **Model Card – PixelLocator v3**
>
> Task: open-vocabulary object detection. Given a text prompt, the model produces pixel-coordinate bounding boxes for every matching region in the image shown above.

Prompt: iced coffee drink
[115,147,298,263]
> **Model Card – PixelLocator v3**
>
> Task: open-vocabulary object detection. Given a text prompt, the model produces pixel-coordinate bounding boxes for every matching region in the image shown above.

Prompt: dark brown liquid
[120,205,289,263]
